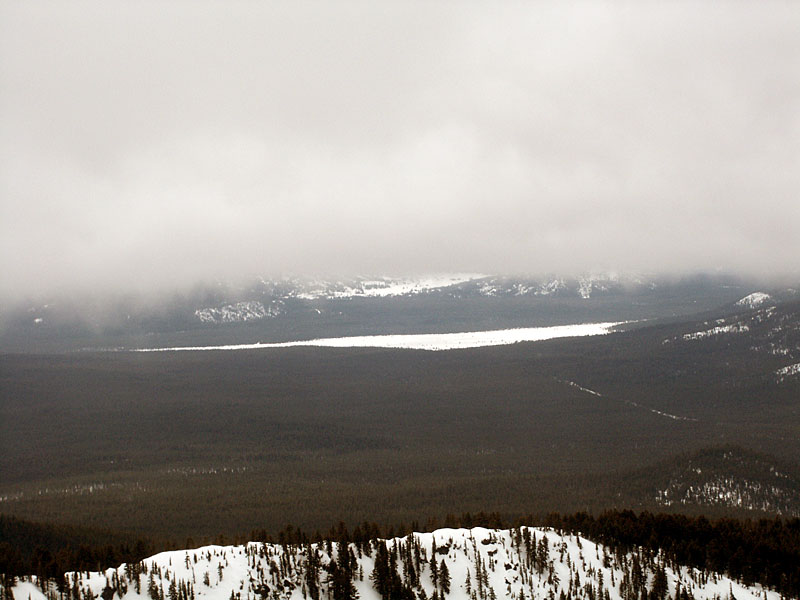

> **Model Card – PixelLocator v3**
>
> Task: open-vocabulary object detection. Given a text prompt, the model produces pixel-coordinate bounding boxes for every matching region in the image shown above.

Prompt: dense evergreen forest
[3,296,798,598]
[2,511,799,599]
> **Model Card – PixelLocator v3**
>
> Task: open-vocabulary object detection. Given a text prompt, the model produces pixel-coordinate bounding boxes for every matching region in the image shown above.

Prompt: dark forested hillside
[0,515,156,587]
[1,301,798,538]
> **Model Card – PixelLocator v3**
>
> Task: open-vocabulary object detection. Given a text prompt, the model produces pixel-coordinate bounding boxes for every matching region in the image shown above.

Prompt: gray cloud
[2,1,799,299]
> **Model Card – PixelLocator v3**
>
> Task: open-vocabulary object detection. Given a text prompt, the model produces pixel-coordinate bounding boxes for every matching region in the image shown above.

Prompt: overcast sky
[1,1,799,299]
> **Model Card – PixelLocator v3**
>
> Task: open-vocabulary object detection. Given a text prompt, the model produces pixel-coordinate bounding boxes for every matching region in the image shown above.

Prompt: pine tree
[371,544,391,600]
[329,543,357,600]
[439,561,450,596]
[147,574,159,600]
[651,564,668,600]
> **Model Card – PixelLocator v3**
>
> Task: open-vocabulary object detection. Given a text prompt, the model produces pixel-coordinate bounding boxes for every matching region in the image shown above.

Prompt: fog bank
[2,2,799,300]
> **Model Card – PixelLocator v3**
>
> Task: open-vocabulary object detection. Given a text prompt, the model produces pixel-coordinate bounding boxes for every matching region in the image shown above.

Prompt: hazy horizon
[2,2,799,300]
[3,269,797,309]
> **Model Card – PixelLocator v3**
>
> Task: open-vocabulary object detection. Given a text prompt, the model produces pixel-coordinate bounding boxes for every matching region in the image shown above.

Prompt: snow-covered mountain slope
[448,274,648,299]
[251,273,643,301]
[195,301,284,324]
[246,273,755,302]
[288,275,486,299]
[662,300,800,383]
[8,527,779,600]
[734,292,773,310]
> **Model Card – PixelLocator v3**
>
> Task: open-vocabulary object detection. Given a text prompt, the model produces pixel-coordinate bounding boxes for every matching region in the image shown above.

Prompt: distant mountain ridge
[661,298,800,384]
[5,272,796,353]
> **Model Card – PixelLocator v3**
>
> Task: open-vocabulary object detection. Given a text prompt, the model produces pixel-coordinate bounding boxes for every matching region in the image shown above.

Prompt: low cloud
[2,2,799,300]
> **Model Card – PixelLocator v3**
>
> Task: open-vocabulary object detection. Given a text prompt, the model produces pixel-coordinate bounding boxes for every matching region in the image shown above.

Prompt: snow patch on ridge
[658,476,799,516]
[681,323,750,341]
[735,292,773,310]
[775,362,800,382]
[195,301,282,324]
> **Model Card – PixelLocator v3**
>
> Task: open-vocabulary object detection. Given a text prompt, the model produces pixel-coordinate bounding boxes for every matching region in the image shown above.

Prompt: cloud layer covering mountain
[1,2,799,298]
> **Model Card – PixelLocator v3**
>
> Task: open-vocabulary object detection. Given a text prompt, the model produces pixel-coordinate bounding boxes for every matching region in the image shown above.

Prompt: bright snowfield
[294,274,486,300]
[9,527,778,600]
[135,323,622,353]
[735,292,773,310]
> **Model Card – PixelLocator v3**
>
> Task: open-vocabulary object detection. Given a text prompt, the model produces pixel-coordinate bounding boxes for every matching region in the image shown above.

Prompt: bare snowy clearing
[134,322,622,352]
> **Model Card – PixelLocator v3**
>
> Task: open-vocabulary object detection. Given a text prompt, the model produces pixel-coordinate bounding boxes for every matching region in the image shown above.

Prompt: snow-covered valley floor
[134,322,622,352]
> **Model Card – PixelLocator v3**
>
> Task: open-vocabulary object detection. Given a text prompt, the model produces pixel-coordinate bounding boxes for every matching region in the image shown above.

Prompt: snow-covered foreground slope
[10,527,778,600]
[134,322,622,352]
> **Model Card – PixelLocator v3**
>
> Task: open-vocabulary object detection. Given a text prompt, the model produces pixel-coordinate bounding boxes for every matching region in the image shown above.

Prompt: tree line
[2,510,799,599]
